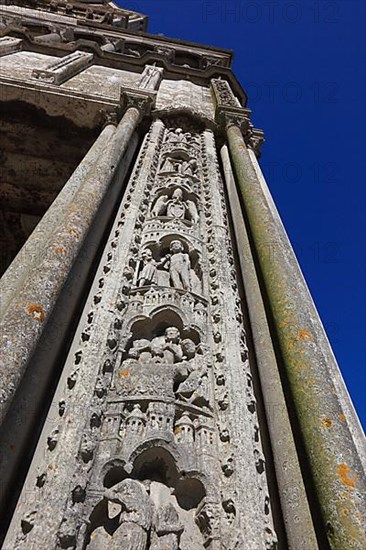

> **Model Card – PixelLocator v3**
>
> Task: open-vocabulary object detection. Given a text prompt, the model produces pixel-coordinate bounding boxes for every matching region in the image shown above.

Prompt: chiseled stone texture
[156,79,215,121]
[0,51,60,80]
[61,65,141,99]
[3,117,276,550]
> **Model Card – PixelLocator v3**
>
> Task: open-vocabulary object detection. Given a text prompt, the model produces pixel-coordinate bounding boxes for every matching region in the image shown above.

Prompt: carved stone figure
[138,248,158,286]
[150,326,183,364]
[86,479,152,550]
[180,158,198,177]
[166,188,186,219]
[159,154,178,173]
[186,199,199,224]
[160,240,191,291]
[166,127,188,144]
[115,328,197,399]
[151,189,199,224]
[151,502,183,550]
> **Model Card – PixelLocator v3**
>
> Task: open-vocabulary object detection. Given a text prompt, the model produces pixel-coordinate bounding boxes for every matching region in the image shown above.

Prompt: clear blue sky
[120,0,366,428]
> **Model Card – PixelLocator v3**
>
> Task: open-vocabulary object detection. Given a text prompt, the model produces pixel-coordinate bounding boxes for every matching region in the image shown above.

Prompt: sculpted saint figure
[138,248,157,286]
[180,158,198,177]
[160,240,191,291]
[151,194,169,217]
[166,188,186,219]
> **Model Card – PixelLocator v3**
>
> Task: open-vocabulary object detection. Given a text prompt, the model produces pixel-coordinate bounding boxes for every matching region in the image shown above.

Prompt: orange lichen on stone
[27,304,45,322]
[119,369,130,379]
[68,228,79,238]
[174,426,182,435]
[339,414,346,422]
[54,245,67,255]
[337,463,357,489]
[322,418,332,428]
[299,328,313,341]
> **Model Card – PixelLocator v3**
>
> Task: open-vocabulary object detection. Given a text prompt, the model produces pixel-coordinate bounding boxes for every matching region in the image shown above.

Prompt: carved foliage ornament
[120,88,156,117]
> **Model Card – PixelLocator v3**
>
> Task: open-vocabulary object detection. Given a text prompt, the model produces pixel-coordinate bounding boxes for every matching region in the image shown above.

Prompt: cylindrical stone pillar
[0,122,115,318]
[0,104,145,426]
[221,144,318,550]
[225,120,366,550]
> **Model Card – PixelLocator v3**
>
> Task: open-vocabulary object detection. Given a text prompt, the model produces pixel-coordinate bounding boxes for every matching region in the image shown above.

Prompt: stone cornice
[0,5,232,68]
[1,0,148,31]
[0,33,247,105]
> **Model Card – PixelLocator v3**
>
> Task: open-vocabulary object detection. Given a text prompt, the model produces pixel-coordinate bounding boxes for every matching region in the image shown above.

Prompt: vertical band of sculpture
[3,113,278,550]
[213,79,366,550]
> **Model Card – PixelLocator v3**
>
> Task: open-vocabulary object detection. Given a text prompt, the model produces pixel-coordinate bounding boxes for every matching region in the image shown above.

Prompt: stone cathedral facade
[0,2,365,550]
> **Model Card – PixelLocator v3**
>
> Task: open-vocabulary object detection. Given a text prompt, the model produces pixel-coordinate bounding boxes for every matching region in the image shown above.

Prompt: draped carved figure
[86,479,152,550]
[114,327,198,399]
[137,239,202,293]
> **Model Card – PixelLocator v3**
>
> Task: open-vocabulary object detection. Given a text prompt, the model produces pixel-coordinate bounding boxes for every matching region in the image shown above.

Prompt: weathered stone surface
[0,102,147,425]
[0,3,364,550]
[225,110,366,550]
[221,143,318,550]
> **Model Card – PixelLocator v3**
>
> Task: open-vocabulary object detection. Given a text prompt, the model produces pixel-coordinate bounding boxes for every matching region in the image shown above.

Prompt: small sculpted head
[165,326,180,343]
[172,188,183,201]
[142,248,153,262]
[170,240,184,254]
[181,338,196,359]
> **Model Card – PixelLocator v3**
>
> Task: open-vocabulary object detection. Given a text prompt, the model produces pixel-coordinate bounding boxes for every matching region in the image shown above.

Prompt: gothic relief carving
[84,450,208,550]
[211,79,240,108]
[150,188,199,224]
[159,154,199,179]
[114,326,200,401]
[138,65,164,91]
[85,479,153,550]
[135,238,202,294]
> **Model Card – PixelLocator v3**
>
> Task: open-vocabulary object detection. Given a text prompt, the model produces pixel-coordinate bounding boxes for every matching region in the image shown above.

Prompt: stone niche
[0,101,98,275]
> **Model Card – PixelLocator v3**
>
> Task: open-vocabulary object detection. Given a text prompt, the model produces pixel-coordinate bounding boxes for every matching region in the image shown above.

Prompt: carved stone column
[213,79,366,550]
[221,143,318,550]
[0,91,153,426]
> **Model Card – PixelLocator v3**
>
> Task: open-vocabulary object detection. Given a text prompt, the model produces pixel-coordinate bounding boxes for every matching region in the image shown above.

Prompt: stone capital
[215,106,265,156]
[120,87,156,119]
[247,126,265,157]
[215,106,251,133]
[211,78,241,108]
[99,108,121,129]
